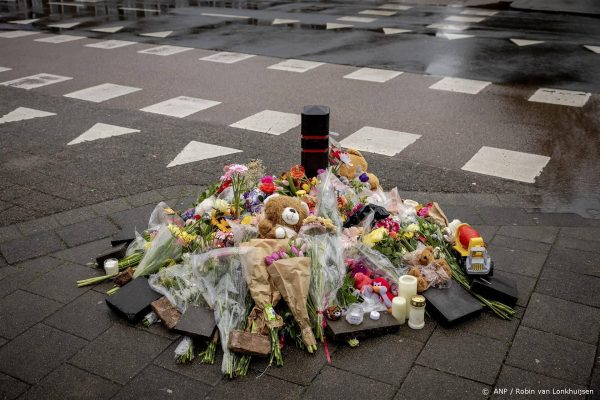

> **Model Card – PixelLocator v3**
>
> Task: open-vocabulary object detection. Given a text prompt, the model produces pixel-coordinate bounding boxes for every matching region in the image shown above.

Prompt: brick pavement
[0,187,598,400]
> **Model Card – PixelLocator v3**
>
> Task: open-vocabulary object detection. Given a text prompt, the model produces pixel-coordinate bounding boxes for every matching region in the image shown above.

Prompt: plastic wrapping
[228,220,259,245]
[148,202,184,232]
[188,247,251,377]
[174,336,195,364]
[304,233,346,342]
[125,231,146,257]
[148,261,205,313]
[315,169,344,231]
[402,244,452,291]
[133,226,183,278]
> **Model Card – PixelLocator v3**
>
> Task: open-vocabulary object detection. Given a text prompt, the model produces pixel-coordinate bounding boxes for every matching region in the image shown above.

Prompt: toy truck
[452,223,493,276]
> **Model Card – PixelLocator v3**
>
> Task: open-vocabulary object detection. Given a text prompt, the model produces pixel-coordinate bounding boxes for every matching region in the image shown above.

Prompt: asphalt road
[0,0,599,225]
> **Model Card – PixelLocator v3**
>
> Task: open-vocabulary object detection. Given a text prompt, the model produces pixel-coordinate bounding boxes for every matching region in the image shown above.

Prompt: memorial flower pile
[84,145,517,379]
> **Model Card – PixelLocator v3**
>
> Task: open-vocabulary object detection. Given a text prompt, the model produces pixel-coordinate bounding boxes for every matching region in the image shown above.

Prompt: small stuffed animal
[258,194,309,239]
[405,246,452,293]
[325,306,342,321]
[372,277,394,309]
[338,148,380,190]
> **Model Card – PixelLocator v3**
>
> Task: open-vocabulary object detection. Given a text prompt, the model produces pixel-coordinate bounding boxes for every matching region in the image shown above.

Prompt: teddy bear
[404,246,453,293]
[258,194,309,239]
[338,148,380,190]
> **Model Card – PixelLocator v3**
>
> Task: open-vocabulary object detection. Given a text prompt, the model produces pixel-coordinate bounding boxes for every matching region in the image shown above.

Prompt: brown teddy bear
[338,148,380,190]
[404,246,452,293]
[258,194,309,239]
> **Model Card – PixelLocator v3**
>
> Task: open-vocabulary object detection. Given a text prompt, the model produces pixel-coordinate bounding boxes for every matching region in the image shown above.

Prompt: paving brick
[91,198,132,216]
[109,204,155,232]
[45,290,117,340]
[302,366,396,400]
[544,246,599,278]
[493,271,536,308]
[0,231,65,264]
[0,200,12,213]
[26,262,93,303]
[526,212,594,228]
[70,323,171,385]
[536,267,600,308]
[157,186,185,199]
[393,318,437,343]
[53,206,98,226]
[0,225,22,244]
[0,290,62,338]
[0,372,29,400]
[416,328,508,385]
[396,365,490,400]
[493,366,588,399]
[0,337,5,347]
[440,205,484,225]
[332,335,422,386]
[488,244,547,278]
[56,218,118,248]
[13,192,74,214]
[21,364,120,400]
[126,190,165,207]
[153,340,222,387]
[477,207,537,226]
[522,293,600,345]
[491,233,551,254]
[497,226,560,245]
[0,206,36,227]
[559,227,600,242]
[113,364,211,400]
[51,238,113,267]
[506,326,595,385]
[17,215,61,236]
[0,324,87,384]
[450,310,520,342]
[471,225,499,242]
[554,235,600,255]
[0,256,64,298]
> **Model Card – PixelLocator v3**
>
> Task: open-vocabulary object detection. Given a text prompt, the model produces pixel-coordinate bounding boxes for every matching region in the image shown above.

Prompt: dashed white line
[0,73,72,90]
[230,110,300,135]
[64,83,142,103]
[344,67,402,83]
[141,96,221,118]
[461,146,550,183]
[34,34,86,43]
[528,88,591,107]
[340,126,421,157]
[85,40,136,49]
[429,77,491,94]
[268,59,324,73]
[200,52,254,64]
[138,45,193,56]
[0,30,39,38]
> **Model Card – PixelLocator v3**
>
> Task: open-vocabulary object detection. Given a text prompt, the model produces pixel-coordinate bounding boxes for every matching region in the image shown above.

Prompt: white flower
[213,199,230,213]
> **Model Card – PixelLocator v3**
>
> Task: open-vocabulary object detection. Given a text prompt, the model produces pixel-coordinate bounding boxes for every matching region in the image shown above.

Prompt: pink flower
[220,164,248,181]
[261,176,274,184]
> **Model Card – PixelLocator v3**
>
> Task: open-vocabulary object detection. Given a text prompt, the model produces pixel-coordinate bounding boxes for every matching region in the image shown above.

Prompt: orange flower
[389,231,398,239]
[290,165,306,180]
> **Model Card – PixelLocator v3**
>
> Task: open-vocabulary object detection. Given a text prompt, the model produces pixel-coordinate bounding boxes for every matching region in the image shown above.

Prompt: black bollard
[301,105,330,177]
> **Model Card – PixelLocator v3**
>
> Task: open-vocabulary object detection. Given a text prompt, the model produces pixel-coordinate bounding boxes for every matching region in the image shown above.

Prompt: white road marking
[64,83,141,103]
[461,146,550,183]
[167,141,242,168]
[528,88,591,107]
[445,15,485,23]
[141,96,221,118]
[344,67,402,83]
[326,23,353,30]
[34,34,85,43]
[47,22,81,29]
[91,26,124,33]
[378,4,412,10]
[201,13,250,19]
[0,107,56,125]
[0,67,11,72]
[138,45,192,56]
[199,52,254,64]
[510,38,544,46]
[359,10,396,16]
[68,123,140,145]
[268,59,324,73]
[0,73,72,90]
[8,18,39,25]
[429,77,491,94]
[437,32,474,40]
[461,9,498,16]
[272,18,299,25]
[0,30,39,38]
[85,40,136,49]
[140,31,173,38]
[383,28,411,35]
[230,110,300,135]
[337,16,376,23]
[340,126,421,156]
[584,45,600,53]
[427,23,469,31]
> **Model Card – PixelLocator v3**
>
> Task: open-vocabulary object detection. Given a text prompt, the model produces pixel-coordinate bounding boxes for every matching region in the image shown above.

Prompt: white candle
[398,275,417,314]
[391,297,406,324]
[104,258,119,276]
[408,295,426,330]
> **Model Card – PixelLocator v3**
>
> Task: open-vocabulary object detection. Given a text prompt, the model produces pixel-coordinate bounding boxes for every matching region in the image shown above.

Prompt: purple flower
[359,173,369,182]
[317,169,326,175]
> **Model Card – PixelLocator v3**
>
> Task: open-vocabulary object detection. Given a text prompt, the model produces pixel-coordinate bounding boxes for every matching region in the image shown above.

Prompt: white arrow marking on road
[0,30,39,38]
[35,34,86,43]
[583,45,600,54]
[326,23,353,30]
[272,19,299,25]
[0,107,56,125]
[48,22,81,29]
[92,26,125,33]
[140,31,173,38]
[0,67,11,72]
[9,18,40,25]
[68,123,140,145]
[167,141,242,168]
[510,38,544,47]
[382,28,411,35]
[437,32,474,40]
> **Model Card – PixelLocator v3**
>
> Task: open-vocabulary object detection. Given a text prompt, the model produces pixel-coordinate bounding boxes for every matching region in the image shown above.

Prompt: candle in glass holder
[408,295,426,330]
[398,275,417,314]
[391,297,406,324]
[104,258,119,276]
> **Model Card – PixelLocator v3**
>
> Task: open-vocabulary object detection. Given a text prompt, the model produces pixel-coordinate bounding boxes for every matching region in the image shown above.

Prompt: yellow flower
[363,227,387,247]
[403,232,414,239]
[296,190,307,197]
[302,183,311,191]
[241,215,253,225]
[405,223,419,233]
[311,177,318,186]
